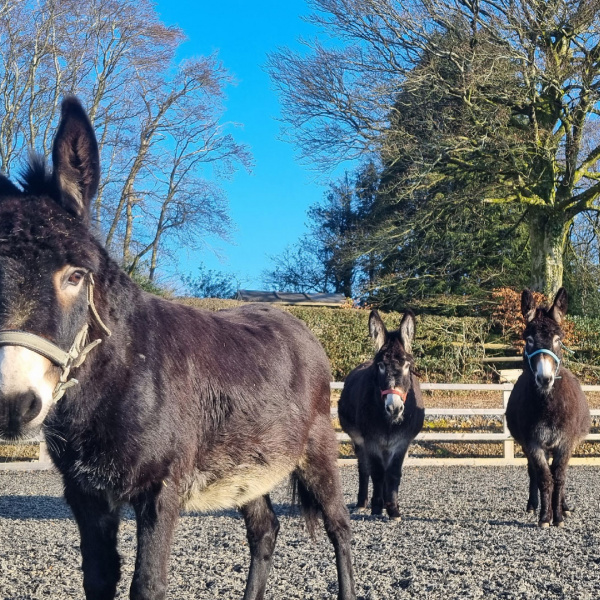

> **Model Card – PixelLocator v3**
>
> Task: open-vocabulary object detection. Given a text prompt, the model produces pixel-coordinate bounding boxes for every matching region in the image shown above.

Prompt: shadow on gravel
[184,502,302,519]
[0,495,72,520]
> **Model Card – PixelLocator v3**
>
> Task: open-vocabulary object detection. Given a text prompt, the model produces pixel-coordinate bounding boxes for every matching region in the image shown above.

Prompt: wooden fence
[2,382,600,470]
[331,382,600,466]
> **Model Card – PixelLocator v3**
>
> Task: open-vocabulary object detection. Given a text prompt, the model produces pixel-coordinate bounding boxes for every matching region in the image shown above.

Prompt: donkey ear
[368,309,387,351]
[521,289,536,323]
[399,310,416,354]
[52,97,100,225]
[550,287,568,324]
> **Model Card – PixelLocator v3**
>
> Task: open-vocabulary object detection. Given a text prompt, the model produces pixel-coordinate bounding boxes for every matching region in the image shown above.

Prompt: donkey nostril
[20,392,42,423]
[537,374,552,387]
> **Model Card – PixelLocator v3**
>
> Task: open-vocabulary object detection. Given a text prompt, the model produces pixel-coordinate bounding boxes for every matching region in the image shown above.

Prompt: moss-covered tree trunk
[528,208,568,298]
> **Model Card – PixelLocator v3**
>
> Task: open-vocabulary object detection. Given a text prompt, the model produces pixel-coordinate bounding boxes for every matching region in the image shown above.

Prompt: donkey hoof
[353,506,369,515]
[526,508,536,514]
[538,521,550,529]
[388,515,402,523]
[563,510,571,518]
[554,520,565,528]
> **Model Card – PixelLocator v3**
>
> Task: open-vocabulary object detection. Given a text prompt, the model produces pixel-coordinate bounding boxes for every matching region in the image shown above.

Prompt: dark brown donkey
[0,98,355,600]
[338,310,424,520]
[506,288,590,528]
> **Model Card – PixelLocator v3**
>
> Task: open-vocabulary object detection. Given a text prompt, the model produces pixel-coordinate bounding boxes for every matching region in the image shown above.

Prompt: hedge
[176,297,600,384]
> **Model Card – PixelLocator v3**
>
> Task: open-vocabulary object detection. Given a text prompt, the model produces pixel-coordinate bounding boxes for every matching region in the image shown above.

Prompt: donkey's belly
[181,459,296,512]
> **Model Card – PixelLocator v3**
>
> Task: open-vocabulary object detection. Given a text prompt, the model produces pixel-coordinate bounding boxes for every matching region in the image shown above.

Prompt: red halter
[381,389,408,403]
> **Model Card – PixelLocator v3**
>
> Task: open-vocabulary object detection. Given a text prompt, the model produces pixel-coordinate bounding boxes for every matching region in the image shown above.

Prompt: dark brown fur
[0,98,355,600]
[506,288,590,528]
[338,310,424,520]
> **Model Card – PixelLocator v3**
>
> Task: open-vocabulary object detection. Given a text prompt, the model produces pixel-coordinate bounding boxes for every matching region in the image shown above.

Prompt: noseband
[381,388,408,403]
[0,274,111,402]
[524,348,561,378]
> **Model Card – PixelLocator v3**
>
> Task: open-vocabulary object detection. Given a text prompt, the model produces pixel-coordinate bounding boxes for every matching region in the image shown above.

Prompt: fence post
[503,389,514,461]
[38,440,51,465]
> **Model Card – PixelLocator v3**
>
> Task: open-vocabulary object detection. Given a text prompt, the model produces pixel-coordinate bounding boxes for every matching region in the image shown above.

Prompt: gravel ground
[1,466,600,600]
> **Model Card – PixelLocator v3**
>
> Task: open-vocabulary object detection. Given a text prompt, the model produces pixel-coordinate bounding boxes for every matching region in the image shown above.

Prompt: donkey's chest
[532,422,565,449]
[366,435,406,467]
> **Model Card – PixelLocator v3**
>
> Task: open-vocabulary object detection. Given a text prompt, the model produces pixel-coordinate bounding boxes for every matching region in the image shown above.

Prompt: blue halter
[524,348,561,378]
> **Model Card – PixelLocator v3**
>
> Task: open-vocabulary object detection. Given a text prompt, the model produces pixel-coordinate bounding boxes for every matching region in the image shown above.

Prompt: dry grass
[331,388,600,459]
[0,443,39,462]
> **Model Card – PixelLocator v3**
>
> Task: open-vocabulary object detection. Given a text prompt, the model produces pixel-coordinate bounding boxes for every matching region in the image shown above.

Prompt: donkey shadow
[1,497,340,522]
[0,495,72,520]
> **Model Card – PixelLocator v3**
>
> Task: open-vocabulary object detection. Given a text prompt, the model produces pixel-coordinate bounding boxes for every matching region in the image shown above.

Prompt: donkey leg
[129,482,180,600]
[240,494,280,600]
[64,483,121,600]
[526,458,539,513]
[354,444,370,511]
[384,444,410,521]
[527,446,553,528]
[297,417,356,600]
[369,455,385,516]
[550,447,571,527]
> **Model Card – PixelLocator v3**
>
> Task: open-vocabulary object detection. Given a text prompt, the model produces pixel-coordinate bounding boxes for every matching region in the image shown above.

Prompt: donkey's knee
[244,504,280,558]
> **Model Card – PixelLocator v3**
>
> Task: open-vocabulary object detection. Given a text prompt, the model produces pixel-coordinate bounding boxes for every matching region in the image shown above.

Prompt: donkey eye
[378,362,386,374]
[67,270,86,286]
[526,336,534,347]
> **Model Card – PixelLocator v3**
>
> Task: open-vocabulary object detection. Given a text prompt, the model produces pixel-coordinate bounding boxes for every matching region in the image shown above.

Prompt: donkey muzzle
[0,390,43,439]
[382,389,407,422]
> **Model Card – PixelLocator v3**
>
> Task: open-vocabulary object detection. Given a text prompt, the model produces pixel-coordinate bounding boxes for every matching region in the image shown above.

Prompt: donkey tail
[291,472,322,539]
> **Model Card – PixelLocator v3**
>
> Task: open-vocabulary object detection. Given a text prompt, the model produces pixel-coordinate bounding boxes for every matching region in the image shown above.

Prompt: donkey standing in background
[506,288,590,528]
[0,98,355,600]
[338,309,424,520]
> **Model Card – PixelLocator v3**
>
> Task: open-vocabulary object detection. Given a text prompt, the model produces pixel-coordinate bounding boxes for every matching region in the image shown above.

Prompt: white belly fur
[181,459,296,512]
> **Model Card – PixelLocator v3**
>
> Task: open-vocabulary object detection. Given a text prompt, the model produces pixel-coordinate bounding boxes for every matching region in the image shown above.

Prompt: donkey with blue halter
[0,98,355,600]
[506,288,590,528]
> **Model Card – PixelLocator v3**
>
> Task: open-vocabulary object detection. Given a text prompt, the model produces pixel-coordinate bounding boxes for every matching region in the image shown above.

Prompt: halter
[381,388,408,403]
[524,348,561,378]
[0,274,111,403]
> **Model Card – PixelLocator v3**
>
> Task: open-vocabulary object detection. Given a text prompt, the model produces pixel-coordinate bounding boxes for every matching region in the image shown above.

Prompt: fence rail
[2,382,600,470]
[331,381,600,466]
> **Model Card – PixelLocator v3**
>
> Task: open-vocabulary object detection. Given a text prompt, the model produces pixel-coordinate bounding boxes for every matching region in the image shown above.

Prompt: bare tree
[269,0,600,297]
[0,0,250,277]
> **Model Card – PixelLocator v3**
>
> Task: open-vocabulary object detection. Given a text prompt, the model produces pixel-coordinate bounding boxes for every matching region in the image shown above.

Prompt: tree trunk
[528,208,568,298]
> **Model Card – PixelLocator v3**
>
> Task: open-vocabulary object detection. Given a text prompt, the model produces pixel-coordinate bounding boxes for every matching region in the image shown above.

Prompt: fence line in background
[331,382,600,466]
[2,382,600,470]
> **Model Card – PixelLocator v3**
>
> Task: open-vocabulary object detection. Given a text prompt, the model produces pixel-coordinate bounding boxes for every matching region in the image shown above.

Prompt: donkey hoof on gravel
[554,520,565,528]
[353,505,369,515]
[538,521,550,529]
[386,503,402,521]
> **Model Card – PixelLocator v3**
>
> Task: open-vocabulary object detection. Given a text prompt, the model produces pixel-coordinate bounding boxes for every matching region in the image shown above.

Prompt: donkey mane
[19,155,55,196]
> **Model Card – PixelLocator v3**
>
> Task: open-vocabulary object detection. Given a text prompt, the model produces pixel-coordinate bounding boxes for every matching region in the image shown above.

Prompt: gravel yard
[1,465,599,600]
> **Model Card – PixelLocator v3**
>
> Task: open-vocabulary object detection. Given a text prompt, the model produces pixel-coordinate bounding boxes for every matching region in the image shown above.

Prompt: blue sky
[155,0,342,291]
